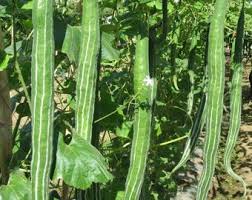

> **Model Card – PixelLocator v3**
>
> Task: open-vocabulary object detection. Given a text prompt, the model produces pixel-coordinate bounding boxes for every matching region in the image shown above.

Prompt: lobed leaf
[53,134,113,190]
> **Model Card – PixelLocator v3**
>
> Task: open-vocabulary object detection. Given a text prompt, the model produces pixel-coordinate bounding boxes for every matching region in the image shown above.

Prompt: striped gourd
[31,0,54,199]
[186,70,195,115]
[171,35,207,174]
[196,0,229,199]
[171,94,206,175]
[76,0,100,142]
[0,27,12,185]
[187,33,198,115]
[124,28,156,200]
[224,2,246,196]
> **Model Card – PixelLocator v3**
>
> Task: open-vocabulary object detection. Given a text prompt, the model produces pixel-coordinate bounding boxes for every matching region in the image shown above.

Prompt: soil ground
[209,60,252,200]
[175,60,252,200]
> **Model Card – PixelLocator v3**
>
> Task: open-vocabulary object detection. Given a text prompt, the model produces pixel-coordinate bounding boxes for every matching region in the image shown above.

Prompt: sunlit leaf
[0,170,31,200]
[21,1,33,10]
[101,32,120,61]
[62,25,81,63]
[116,120,133,138]
[0,51,10,71]
[53,134,113,189]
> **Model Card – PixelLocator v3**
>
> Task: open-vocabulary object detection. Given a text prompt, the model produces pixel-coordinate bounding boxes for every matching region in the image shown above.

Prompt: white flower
[174,0,180,4]
[143,76,154,87]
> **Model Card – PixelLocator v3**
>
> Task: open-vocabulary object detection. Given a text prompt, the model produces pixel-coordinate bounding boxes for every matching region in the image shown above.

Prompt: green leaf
[0,51,10,71]
[116,106,124,116]
[0,5,10,18]
[146,0,162,9]
[156,100,166,107]
[5,41,22,55]
[0,170,31,200]
[62,25,81,63]
[53,134,113,189]
[21,1,33,10]
[115,191,125,200]
[101,32,120,61]
[155,123,162,137]
[116,120,133,138]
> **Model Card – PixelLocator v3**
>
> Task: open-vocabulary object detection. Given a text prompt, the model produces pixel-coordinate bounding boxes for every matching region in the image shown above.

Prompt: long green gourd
[186,32,198,116]
[170,32,207,175]
[171,35,207,175]
[76,0,100,142]
[75,1,100,198]
[124,25,156,200]
[196,0,229,199]
[171,94,206,175]
[224,2,246,196]
[31,0,54,199]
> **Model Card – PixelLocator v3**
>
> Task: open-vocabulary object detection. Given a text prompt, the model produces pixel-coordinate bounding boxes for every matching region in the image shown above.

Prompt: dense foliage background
[0,0,252,199]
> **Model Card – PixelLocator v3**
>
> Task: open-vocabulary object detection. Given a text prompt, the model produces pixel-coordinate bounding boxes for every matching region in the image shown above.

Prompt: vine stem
[12,0,32,111]
[153,134,189,148]
[104,135,189,155]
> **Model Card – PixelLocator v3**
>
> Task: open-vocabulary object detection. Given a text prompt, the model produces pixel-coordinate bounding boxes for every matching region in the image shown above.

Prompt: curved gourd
[224,2,246,196]
[31,0,54,199]
[171,94,206,175]
[196,0,229,199]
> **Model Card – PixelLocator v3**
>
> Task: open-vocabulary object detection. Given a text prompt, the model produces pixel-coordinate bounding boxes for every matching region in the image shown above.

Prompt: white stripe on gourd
[76,1,100,197]
[224,2,246,196]
[196,0,229,199]
[124,31,156,199]
[76,0,100,141]
[187,70,195,115]
[171,94,206,175]
[31,0,54,199]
